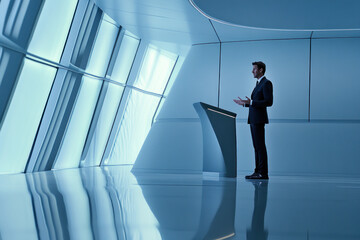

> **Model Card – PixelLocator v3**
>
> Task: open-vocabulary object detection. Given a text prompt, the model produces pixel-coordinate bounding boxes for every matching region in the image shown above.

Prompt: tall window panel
[0,58,56,173]
[106,45,178,165]
[0,0,43,48]
[31,5,104,171]
[31,71,83,172]
[53,14,119,169]
[133,45,178,94]
[85,15,119,76]
[27,0,78,63]
[0,47,24,124]
[108,32,140,84]
[106,91,161,165]
[70,3,102,70]
[53,76,103,169]
[80,83,124,167]
[80,31,140,167]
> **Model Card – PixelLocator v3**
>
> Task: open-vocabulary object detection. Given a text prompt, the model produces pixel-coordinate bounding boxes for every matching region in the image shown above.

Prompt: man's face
[252,65,263,79]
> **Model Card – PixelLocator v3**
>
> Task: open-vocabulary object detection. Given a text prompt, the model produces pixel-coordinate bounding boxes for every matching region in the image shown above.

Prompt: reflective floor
[1,166,360,240]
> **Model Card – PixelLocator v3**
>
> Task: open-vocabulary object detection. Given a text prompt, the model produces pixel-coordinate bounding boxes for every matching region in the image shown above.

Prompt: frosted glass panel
[70,4,102,70]
[110,33,139,84]
[107,91,161,165]
[0,0,42,48]
[81,83,124,167]
[54,76,102,169]
[86,16,118,76]
[0,47,24,121]
[134,45,177,94]
[102,13,117,25]
[0,58,56,173]
[28,0,78,62]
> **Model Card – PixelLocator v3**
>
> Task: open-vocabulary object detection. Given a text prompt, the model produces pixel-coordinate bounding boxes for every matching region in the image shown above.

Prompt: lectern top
[194,102,237,118]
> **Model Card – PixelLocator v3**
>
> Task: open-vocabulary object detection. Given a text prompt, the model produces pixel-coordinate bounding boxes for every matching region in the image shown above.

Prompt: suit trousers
[250,124,268,175]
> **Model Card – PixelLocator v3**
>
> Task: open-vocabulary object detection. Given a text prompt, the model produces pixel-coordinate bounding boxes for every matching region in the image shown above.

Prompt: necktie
[256,81,259,86]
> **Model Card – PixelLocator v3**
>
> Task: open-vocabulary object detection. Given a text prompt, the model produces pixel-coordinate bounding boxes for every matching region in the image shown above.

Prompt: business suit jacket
[246,77,273,124]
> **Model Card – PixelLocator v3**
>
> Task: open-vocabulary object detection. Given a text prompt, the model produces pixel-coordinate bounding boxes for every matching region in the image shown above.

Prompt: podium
[193,102,237,178]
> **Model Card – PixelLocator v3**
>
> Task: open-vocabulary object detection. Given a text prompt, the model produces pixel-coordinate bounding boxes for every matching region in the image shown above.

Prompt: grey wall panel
[220,40,310,120]
[311,38,360,120]
[157,44,220,119]
[267,123,360,176]
[239,122,360,176]
[134,120,253,174]
[236,123,254,172]
[133,121,203,173]
[135,120,360,176]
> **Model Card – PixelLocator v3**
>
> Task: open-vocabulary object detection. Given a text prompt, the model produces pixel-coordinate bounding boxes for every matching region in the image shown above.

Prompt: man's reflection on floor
[246,180,269,240]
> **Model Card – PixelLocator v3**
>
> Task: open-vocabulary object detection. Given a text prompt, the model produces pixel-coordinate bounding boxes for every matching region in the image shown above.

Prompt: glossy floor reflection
[1,166,360,239]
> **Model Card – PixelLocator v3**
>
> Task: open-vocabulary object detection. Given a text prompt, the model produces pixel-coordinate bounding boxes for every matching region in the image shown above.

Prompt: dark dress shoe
[245,173,269,179]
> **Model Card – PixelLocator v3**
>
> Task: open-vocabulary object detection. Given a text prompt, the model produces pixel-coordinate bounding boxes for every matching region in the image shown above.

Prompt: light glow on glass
[54,76,102,169]
[81,83,124,167]
[134,45,177,94]
[109,33,140,84]
[0,58,56,173]
[85,15,119,77]
[107,90,161,165]
[28,0,78,62]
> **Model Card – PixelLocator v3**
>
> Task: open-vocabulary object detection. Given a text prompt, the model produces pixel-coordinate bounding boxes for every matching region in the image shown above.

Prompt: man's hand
[233,96,251,106]
[233,97,245,106]
[243,96,251,105]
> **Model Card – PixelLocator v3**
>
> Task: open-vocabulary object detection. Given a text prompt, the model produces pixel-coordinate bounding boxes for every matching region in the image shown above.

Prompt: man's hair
[252,61,266,74]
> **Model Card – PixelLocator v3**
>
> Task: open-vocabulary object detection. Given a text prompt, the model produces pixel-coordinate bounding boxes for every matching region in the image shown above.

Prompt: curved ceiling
[191,0,360,31]
[95,0,360,47]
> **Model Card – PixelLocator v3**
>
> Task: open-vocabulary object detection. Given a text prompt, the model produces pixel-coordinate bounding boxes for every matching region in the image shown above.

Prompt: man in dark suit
[234,61,273,179]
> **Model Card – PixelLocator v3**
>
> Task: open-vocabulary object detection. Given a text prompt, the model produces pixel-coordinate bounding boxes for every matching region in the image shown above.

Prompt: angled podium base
[194,102,237,178]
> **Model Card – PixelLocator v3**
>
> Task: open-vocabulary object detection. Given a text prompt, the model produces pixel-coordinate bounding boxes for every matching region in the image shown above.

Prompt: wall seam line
[208,19,222,107]
[308,31,314,122]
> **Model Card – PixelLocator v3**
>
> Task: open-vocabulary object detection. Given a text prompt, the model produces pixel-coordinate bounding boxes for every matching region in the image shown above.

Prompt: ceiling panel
[94,0,360,45]
[94,0,219,45]
[192,0,360,31]
[312,30,360,38]
[212,21,312,42]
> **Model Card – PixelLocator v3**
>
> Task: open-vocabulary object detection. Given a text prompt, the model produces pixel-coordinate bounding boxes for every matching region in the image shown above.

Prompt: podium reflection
[194,179,236,240]
[246,180,269,240]
[133,171,237,240]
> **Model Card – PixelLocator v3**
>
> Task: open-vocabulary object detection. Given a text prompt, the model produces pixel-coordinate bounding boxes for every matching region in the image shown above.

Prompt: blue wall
[135,37,360,177]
